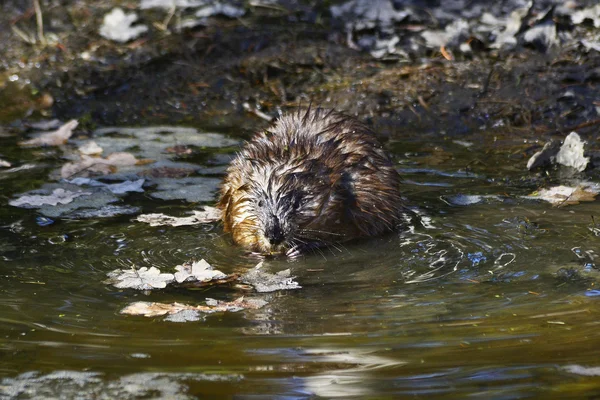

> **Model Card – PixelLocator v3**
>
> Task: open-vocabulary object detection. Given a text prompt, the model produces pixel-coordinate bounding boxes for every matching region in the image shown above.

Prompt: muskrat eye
[293,196,302,210]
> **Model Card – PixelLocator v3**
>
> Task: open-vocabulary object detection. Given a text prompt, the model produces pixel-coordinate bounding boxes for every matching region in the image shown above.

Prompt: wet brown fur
[218,108,403,255]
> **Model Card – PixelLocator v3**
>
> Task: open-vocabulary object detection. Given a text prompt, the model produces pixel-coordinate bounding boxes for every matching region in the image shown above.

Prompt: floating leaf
[173,259,228,283]
[120,297,267,318]
[19,120,78,147]
[135,207,221,227]
[528,184,599,207]
[79,141,103,155]
[240,262,301,293]
[106,266,175,290]
[9,188,91,208]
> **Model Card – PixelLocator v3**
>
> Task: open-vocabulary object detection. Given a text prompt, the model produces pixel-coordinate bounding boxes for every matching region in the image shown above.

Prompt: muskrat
[218,107,403,256]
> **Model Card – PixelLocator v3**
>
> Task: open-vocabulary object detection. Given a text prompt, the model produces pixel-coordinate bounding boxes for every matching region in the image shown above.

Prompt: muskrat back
[218,108,403,256]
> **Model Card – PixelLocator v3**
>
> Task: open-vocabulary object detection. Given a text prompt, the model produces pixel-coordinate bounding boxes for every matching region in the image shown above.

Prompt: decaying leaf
[528,184,600,207]
[556,132,589,172]
[240,262,301,293]
[79,141,103,155]
[61,152,143,178]
[9,188,91,208]
[99,8,148,43]
[173,259,228,283]
[135,207,222,227]
[120,297,268,318]
[19,120,79,147]
[67,177,145,194]
[106,266,175,290]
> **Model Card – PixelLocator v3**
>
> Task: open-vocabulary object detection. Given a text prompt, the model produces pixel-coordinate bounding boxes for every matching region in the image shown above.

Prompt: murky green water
[1,122,600,399]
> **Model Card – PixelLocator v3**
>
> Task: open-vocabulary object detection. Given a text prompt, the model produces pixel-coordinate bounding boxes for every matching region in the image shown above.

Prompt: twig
[552,118,600,135]
[33,0,46,45]
[11,25,36,44]
[243,102,274,122]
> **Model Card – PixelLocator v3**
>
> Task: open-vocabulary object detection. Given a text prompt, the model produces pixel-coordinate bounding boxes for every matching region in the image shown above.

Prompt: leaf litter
[108,258,300,321]
[120,297,268,318]
[527,132,589,172]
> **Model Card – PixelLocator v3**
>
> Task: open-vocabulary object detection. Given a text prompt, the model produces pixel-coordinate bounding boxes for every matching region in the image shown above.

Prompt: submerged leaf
[240,262,302,293]
[67,178,145,194]
[9,188,91,208]
[19,120,78,147]
[135,207,221,227]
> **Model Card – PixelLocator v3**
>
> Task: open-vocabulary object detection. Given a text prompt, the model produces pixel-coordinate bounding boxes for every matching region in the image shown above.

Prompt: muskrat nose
[265,217,285,245]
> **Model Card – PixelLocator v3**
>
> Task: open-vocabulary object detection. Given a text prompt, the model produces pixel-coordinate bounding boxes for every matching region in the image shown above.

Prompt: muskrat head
[222,166,334,256]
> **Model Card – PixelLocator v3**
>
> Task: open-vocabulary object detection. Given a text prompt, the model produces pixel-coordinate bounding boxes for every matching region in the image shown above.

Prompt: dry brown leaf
[61,152,144,178]
[528,184,599,207]
[19,120,79,147]
[120,297,267,317]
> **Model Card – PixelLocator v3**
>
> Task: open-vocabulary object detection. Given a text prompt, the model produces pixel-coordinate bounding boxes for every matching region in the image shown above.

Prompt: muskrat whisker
[299,228,345,237]
[328,242,343,253]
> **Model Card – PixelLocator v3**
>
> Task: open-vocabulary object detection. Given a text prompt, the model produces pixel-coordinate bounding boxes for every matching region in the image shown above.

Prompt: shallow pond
[1,120,600,399]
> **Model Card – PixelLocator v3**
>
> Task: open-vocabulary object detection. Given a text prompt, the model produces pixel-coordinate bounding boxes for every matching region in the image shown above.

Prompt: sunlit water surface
[1,126,599,399]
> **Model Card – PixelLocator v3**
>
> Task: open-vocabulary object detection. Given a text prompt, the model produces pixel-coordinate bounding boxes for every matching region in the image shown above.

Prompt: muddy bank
[0,0,599,144]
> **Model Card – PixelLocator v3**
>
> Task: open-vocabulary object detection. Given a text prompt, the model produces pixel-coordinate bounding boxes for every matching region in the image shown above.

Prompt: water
[1,123,599,399]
